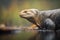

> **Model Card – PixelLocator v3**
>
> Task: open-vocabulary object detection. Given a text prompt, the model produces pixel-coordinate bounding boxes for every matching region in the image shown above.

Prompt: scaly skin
[19,9,60,30]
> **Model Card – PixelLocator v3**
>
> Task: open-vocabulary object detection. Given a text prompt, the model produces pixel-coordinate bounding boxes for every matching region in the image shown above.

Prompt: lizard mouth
[19,14,26,18]
[19,15,27,19]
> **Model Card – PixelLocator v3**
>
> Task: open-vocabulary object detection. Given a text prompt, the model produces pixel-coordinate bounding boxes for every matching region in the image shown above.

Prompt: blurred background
[0,0,60,40]
[0,0,60,27]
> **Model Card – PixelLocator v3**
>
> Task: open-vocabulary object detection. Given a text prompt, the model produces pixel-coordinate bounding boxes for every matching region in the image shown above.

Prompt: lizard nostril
[23,11,27,13]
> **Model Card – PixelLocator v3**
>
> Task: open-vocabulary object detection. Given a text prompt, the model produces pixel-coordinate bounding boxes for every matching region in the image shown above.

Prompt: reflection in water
[0,30,60,40]
[29,30,55,40]
[55,30,60,40]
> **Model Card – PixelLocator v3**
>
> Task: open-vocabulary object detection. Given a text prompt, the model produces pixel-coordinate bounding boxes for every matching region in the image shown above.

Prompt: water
[0,30,60,40]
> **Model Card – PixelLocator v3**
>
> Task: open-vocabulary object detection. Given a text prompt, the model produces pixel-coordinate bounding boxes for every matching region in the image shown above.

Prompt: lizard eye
[23,11,27,13]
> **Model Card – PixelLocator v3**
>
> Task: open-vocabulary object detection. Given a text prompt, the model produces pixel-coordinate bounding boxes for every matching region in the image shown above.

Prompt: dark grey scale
[42,9,60,30]
[53,13,60,30]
